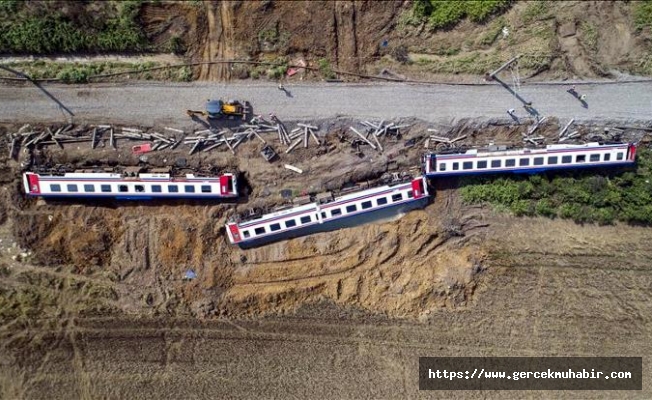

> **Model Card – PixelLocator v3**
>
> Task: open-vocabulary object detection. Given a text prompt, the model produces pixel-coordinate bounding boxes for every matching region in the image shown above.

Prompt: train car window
[617,152,624,160]
[491,160,501,168]
[590,154,600,162]
[331,208,342,217]
[548,156,558,165]
[562,155,572,164]
[534,157,544,166]
[51,184,61,192]
[83,184,95,192]
[604,153,611,161]
[452,162,459,170]
[300,215,312,224]
[321,211,327,219]
[463,161,473,170]
[184,185,195,193]
[201,185,211,193]
[439,163,446,171]
[505,159,516,167]
[519,158,530,166]
[407,190,414,198]
[168,185,178,193]
[477,161,487,169]
[254,227,265,235]
[392,193,403,202]
[576,155,586,163]
[243,230,250,238]
[270,223,281,232]
[67,184,78,192]
[135,185,145,193]
[101,184,111,192]
[377,197,388,206]
[346,204,357,213]
[119,185,128,192]
[152,185,162,193]
[285,219,297,228]
[362,200,373,209]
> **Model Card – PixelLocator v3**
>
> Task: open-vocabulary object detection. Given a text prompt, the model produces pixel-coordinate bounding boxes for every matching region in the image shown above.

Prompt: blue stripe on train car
[31,193,235,200]
[424,161,635,178]
[236,196,430,248]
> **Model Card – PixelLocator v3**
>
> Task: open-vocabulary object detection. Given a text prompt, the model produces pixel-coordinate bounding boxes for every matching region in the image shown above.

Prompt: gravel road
[1,81,651,126]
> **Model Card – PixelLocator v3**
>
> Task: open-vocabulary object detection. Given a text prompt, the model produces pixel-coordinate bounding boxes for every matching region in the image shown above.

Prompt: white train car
[226,176,430,248]
[23,170,238,200]
[423,142,637,177]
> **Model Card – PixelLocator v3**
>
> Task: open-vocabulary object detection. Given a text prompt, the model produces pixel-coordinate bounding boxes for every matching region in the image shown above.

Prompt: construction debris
[260,145,278,162]
[284,164,303,174]
[425,129,467,150]
[344,120,409,154]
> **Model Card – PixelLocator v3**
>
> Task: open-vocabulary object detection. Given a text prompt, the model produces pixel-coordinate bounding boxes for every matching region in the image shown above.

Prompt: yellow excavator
[186,99,251,120]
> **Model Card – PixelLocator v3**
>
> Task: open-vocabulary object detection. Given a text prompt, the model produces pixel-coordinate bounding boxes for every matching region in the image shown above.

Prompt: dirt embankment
[0,118,501,320]
[135,1,652,81]
[2,118,652,397]
[1,116,649,321]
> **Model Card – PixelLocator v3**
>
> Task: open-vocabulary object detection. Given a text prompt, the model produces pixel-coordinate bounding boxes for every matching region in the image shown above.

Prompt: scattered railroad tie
[349,127,377,150]
[425,129,467,150]
[558,118,578,143]
[284,164,303,174]
[349,120,410,153]
[9,135,18,159]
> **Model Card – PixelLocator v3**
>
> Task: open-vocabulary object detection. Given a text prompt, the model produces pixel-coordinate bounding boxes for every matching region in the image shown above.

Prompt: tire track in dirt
[198,2,235,81]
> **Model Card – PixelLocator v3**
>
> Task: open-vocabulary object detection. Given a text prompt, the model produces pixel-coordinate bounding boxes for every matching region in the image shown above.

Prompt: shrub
[318,58,337,79]
[535,198,556,218]
[634,0,652,31]
[177,66,193,82]
[408,0,512,30]
[510,199,533,216]
[168,35,185,54]
[0,2,148,54]
[459,147,652,226]
[56,66,90,84]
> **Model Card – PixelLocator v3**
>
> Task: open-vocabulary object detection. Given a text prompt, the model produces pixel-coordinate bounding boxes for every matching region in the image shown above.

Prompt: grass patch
[459,147,652,225]
[257,25,290,52]
[407,0,513,30]
[634,0,652,31]
[478,17,508,47]
[318,58,337,79]
[633,54,652,75]
[580,22,598,53]
[416,51,504,74]
[521,1,551,24]
[0,1,149,54]
[0,61,198,83]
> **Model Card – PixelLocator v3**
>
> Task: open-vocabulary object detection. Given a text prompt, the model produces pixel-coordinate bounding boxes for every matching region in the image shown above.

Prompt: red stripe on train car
[411,178,424,199]
[629,143,637,161]
[27,173,40,194]
[220,175,231,195]
[228,223,241,243]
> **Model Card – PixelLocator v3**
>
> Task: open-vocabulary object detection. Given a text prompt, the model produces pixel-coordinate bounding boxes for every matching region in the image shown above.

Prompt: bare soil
[134,1,652,81]
[1,117,652,397]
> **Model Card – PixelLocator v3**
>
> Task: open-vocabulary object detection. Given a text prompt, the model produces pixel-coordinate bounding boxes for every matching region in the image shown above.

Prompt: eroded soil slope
[137,1,652,80]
